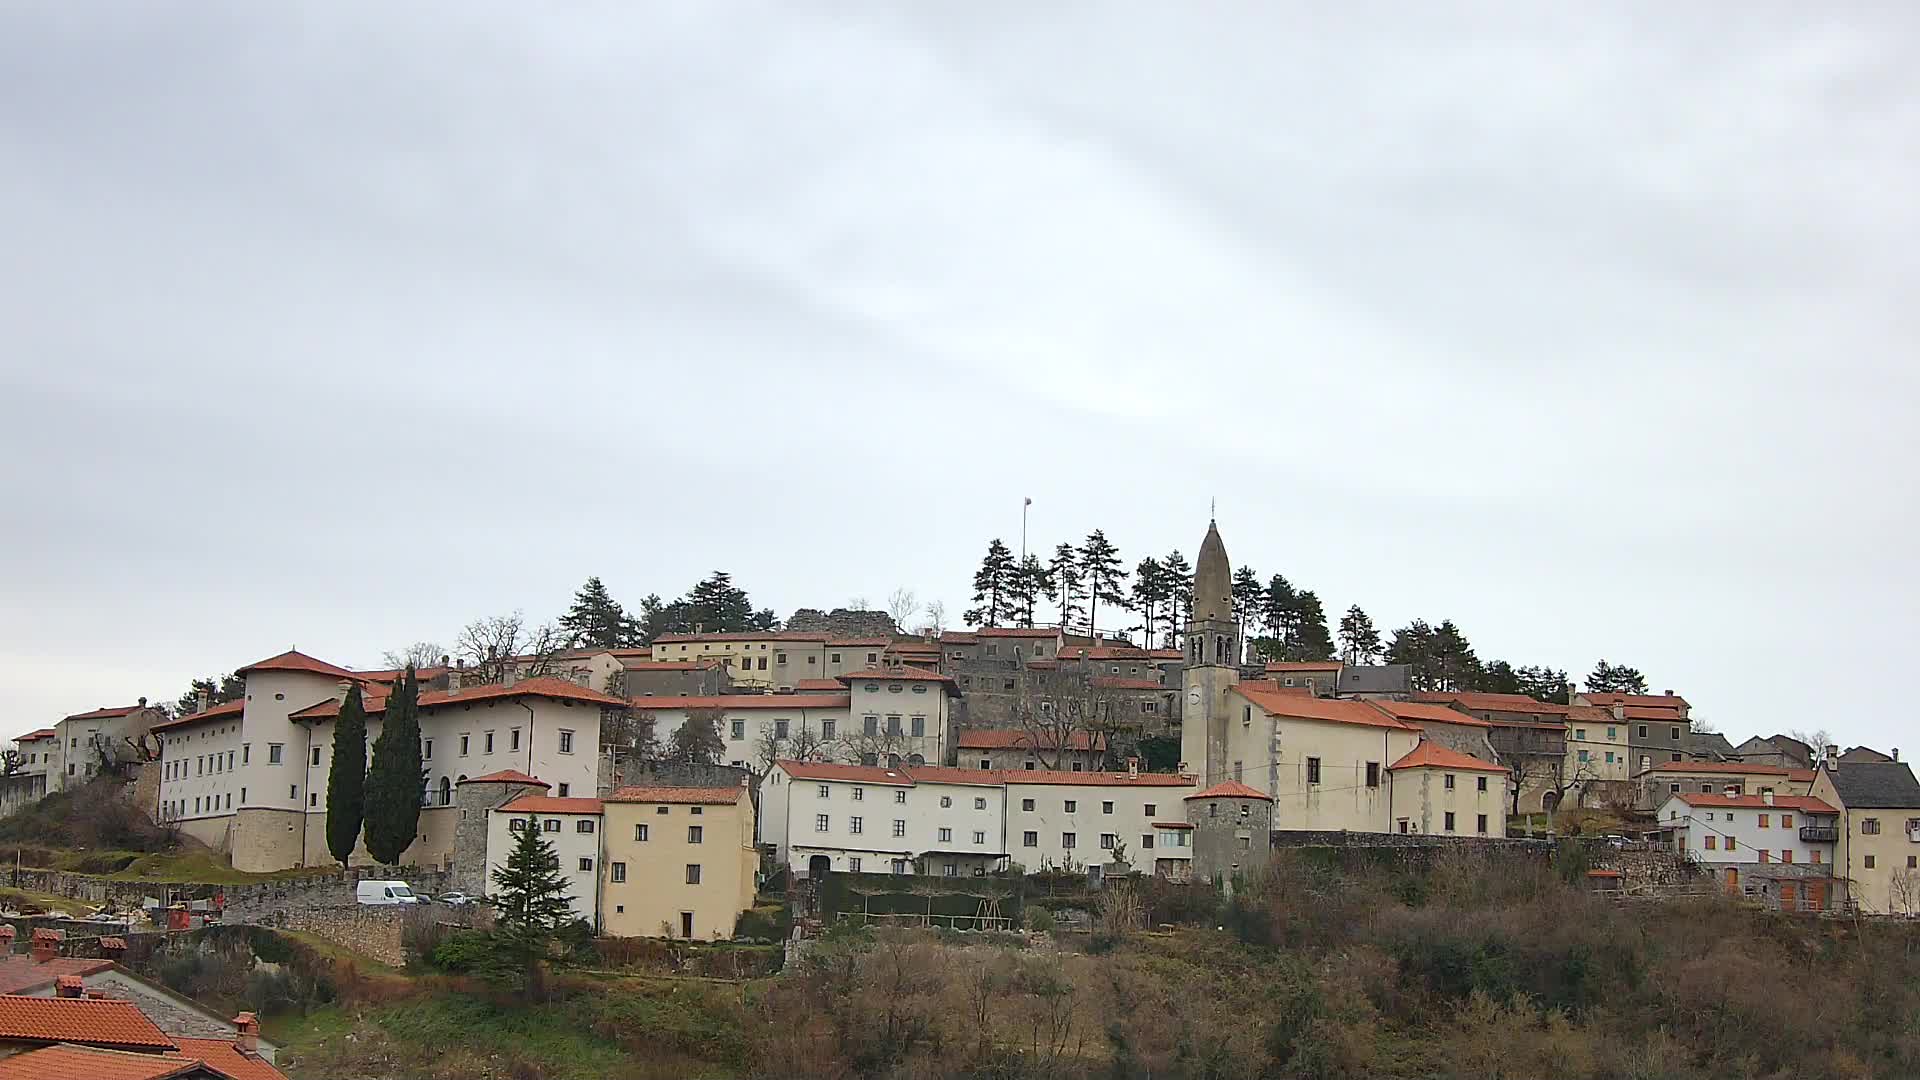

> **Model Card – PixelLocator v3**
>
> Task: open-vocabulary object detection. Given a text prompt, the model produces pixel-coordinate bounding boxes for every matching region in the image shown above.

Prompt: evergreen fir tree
[1586,659,1648,694]
[1387,620,1438,690]
[1291,590,1335,661]
[668,710,726,764]
[558,576,641,648]
[1431,620,1481,691]
[1079,530,1127,637]
[1517,665,1572,704]
[491,818,577,992]
[1261,574,1298,643]
[325,683,368,866]
[363,667,425,865]
[1338,605,1383,665]
[1231,566,1264,631]
[966,539,1017,627]
[1049,543,1084,632]
[1160,549,1193,647]
[1129,557,1169,647]
[1008,554,1050,628]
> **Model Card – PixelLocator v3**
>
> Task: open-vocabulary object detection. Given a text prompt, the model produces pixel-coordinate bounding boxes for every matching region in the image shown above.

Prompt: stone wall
[252,906,412,967]
[783,609,901,638]
[451,779,542,894]
[0,773,46,818]
[1271,829,1568,855]
[222,867,453,924]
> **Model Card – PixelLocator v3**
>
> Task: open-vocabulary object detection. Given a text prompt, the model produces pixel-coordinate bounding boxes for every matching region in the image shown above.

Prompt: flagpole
[1021,497,1031,562]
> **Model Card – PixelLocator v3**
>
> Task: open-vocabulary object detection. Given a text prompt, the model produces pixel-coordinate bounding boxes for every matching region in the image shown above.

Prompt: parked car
[437,891,481,907]
[356,880,424,906]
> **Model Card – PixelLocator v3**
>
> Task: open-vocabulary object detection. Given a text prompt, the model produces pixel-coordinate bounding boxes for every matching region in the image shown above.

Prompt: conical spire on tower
[1193,519,1232,624]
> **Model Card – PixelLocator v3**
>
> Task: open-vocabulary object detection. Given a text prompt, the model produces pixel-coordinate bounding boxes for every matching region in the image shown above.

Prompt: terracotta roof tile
[59,706,145,723]
[604,786,746,805]
[1389,742,1508,773]
[0,1045,214,1080]
[1412,691,1571,716]
[775,760,914,785]
[456,770,549,788]
[234,649,357,680]
[1648,761,1790,775]
[150,699,246,732]
[838,667,958,685]
[1000,770,1193,788]
[171,1037,290,1080]
[792,679,845,692]
[295,677,627,721]
[0,995,175,1050]
[1366,700,1494,729]
[627,693,850,711]
[1185,780,1272,801]
[1234,684,1418,731]
[13,728,56,742]
[498,796,603,814]
[1582,692,1690,710]
[0,957,115,995]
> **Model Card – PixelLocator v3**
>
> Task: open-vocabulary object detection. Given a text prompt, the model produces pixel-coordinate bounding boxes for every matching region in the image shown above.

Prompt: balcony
[1799,826,1839,843]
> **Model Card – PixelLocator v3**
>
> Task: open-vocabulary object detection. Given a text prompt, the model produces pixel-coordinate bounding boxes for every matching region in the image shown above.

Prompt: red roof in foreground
[499,796,603,815]
[1367,700,1494,728]
[1671,793,1836,813]
[776,760,915,786]
[235,649,357,680]
[0,956,115,995]
[1185,780,1272,801]
[171,1037,290,1080]
[1233,684,1418,731]
[457,770,549,788]
[605,786,746,805]
[0,1045,202,1080]
[1390,742,1509,773]
[0,994,175,1050]
[13,728,56,742]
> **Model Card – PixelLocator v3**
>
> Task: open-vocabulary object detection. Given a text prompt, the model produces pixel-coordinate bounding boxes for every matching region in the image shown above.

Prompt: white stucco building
[1004,768,1197,872]
[487,795,605,927]
[1659,791,1842,910]
[762,760,1009,877]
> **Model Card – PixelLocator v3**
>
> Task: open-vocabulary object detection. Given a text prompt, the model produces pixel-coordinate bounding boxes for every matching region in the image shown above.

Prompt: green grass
[99,850,319,884]
[0,886,92,916]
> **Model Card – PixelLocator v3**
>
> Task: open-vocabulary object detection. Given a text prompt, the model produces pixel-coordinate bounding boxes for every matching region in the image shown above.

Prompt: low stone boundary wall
[251,906,414,967]
[1269,830,1571,853]
[222,867,451,923]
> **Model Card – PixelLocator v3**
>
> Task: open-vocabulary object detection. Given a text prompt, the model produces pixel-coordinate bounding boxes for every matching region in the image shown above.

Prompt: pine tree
[1079,530,1127,638]
[1387,620,1438,691]
[683,572,764,632]
[1231,566,1264,631]
[1261,574,1298,643]
[1129,557,1169,648]
[325,684,369,866]
[1431,620,1481,691]
[668,710,726,764]
[491,817,577,993]
[558,576,641,649]
[1291,590,1334,661]
[966,539,1017,627]
[1338,605,1382,665]
[1160,550,1193,647]
[1008,554,1050,628]
[1049,543,1084,632]
[363,667,425,865]
[1517,665,1572,704]
[1586,659,1648,694]
[173,672,245,717]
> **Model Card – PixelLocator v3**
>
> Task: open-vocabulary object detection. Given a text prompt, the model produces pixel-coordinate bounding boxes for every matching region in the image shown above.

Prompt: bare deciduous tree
[754,720,833,771]
[1789,729,1835,763]
[1889,868,1920,916]
[0,749,22,776]
[920,600,947,637]
[1008,669,1139,770]
[455,612,568,685]
[841,722,920,768]
[887,588,920,633]
[382,641,446,671]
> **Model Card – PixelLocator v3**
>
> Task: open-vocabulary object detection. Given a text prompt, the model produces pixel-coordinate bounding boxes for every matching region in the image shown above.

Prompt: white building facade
[762,761,1009,878]
[1004,770,1198,872]
[487,795,605,927]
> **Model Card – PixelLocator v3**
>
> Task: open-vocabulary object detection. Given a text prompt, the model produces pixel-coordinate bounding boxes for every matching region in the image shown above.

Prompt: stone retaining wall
[252,906,413,967]
[222,867,452,923]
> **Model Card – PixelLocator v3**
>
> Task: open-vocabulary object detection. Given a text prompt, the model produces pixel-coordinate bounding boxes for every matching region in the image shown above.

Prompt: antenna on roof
[1209,497,1216,523]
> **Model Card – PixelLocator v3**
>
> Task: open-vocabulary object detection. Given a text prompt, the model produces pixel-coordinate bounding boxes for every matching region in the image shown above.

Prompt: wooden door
[1805,881,1826,912]
[1779,881,1797,912]
[1723,867,1739,895]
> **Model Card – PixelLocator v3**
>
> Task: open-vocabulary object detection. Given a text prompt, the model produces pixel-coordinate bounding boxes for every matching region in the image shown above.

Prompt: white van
[356,880,423,906]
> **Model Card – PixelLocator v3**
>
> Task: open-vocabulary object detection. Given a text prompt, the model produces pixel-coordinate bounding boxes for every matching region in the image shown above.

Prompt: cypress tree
[363,666,425,865]
[325,683,368,865]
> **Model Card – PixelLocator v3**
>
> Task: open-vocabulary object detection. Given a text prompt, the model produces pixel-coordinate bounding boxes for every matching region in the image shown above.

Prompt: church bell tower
[1180,517,1241,787]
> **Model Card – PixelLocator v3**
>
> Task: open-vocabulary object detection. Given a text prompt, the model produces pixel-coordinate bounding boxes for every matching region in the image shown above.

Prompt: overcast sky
[3,5,1915,754]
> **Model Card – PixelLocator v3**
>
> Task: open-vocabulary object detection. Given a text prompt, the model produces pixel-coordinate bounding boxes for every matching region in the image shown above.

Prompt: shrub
[1024,906,1056,932]
[734,904,790,942]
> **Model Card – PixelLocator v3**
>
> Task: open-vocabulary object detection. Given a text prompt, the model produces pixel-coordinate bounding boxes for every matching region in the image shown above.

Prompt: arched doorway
[1541,789,1561,815]
[809,855,832,880]
[907,754,925,767]
[438,776,452,805]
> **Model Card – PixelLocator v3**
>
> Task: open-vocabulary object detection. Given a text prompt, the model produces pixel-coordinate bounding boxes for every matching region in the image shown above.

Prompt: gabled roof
[1185,780,1271,801]
[1366,700,1493,729]
[776,760,914,786]
[13,728,56,742]
[1822,761,1920,808]
[1233,683,1417,731]
[1000,770,1193,788]
[1413,691,1571,717]
[893,765,1006,788]
[498,796,603,815]
[457,770,549,788]
[0,956,115,995]
[0,1045,217,1080]
[0,994,175,1050]
[1668,793,1837,813]
[955,729,1101,752]
[1389,742,1508,774]
[234,649,356,680]
[294,677,628,721]
[170,1037,290,1080]
[605,786,745,805]
[625,693,850,711]
[1581,691,1690,710]
[150,699,246,733]
[59,706,145,723]
[1647,761,1790,776]
[792,678,845,692]
[1264,661,1342,673]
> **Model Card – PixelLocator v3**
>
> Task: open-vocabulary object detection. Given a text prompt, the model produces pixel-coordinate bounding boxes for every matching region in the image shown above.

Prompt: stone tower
[1185,779,1274,885]
[1180,518,1241,787]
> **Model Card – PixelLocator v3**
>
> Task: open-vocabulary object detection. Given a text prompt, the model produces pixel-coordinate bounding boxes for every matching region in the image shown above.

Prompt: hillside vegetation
[222,847,1920,1079]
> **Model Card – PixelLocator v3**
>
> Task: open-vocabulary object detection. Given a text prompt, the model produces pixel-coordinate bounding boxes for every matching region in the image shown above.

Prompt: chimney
[30,929,63,964]
[137,696,147,708]
[84,988,110,999]
[502,661,517,689]
[0,925,15,953]
[1664,690,1673,697]
[1127,757,1140,779]
[55,975,83,997]
[100,937,126,963]
[1826,745,1840,766]
[196,689,211,714]
[448,662,463,697]
[1894,748,1901,762]
[232,1012,260,1057]
[1762,790,1775,806]
[1611,703,1625,721]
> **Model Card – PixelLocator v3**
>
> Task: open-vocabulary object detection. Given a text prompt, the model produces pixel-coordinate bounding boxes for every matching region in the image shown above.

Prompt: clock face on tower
[1187,688,1201,707]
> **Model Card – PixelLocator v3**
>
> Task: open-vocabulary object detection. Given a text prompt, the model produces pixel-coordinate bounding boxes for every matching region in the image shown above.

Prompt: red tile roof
[498,796,603,815]
[294,677,628,720]
[1264,661,1342,673]
[0,957,115,995]
[13,729,56,742]
[1787,768,1817,784]
[605,786,745,805]
[1001,770,1193,788]
[150,699,246,732]
[1366,700,1494,729]
[234,649,356,680]
[59,706,146,723]
[0,995,175,1050]
[650,631,830,643]
[1146,649,1183,660]
[457,770,549,788]
[1186,780,1272,801]
[1620,706,1688,720]
[0,1045,212,1080]
[626,693,851,711]
[937,632,978,644]
[838,667,958,689]
[955,729,1101,752]
[1413,691,1571,717]
[1671,793,1836,813]
[826,638,892,648]
[349,666,449,685]
[898,765,1007,788]
[775,760,914,785]
[1233,684,1418,731]
[793,678,845,692]
[170,1037,290,1080]
[1152,821,1195,829]
[1389,742,1509,773]
[1090,677,1163,691]
[1648,761,1790,775]
[1582,692,1690,710]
